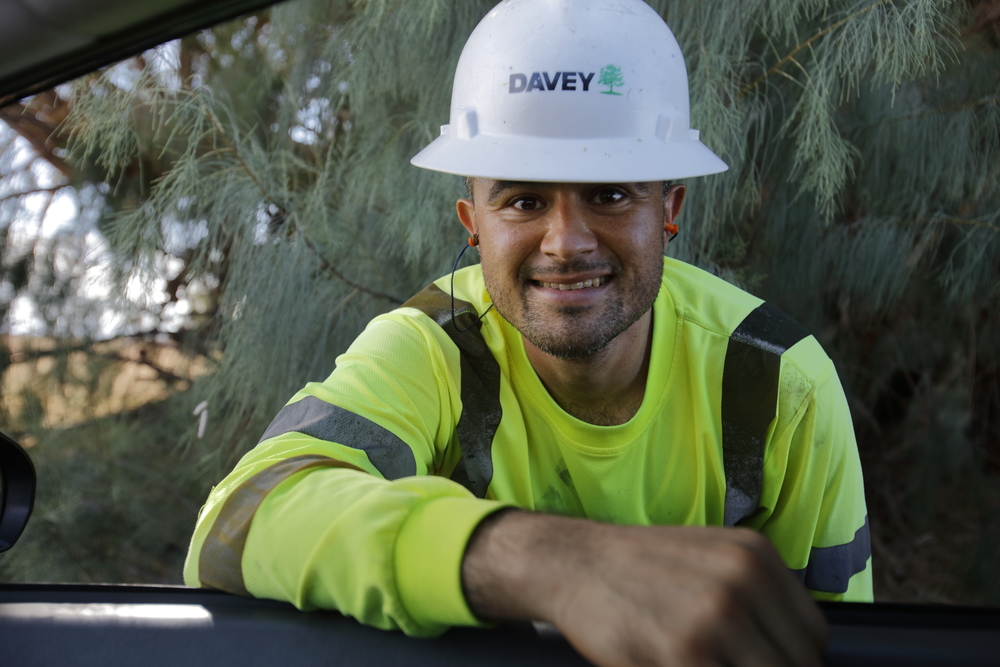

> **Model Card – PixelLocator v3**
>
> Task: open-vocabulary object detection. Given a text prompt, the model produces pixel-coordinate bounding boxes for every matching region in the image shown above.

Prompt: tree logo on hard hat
[598,65,624,95]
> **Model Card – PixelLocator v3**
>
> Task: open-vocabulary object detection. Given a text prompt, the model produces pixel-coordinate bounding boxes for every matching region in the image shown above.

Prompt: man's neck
[523,310,654,426]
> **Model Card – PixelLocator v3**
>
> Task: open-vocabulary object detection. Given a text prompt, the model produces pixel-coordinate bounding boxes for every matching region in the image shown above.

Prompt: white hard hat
[411,0,728,182]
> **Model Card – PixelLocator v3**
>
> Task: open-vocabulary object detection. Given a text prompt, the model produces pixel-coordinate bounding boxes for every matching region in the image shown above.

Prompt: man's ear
[457,197,477,237]
[663,184,686,240]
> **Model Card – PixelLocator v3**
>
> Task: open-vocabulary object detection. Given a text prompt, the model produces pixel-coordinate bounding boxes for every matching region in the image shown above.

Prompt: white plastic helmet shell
[410,0,728,182]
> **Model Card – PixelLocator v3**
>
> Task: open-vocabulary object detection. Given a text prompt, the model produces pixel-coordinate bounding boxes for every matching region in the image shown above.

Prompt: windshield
[0,0,997,606]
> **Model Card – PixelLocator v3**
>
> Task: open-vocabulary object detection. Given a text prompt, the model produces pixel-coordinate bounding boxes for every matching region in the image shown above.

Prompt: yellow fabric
[185,257,871,636]
[395,496,508,628]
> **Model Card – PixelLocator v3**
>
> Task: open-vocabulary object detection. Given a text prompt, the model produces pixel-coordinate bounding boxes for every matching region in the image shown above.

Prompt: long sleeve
[183,311,512,636]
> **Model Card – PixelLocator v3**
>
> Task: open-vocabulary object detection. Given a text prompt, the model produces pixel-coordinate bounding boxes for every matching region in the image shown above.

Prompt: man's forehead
[477,179,655,204]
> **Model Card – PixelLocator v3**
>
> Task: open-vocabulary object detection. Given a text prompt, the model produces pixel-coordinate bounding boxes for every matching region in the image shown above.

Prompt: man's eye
[512,196,542,211]
[594,189,625,204]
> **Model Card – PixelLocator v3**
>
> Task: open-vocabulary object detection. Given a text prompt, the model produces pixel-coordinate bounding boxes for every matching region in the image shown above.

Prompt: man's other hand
[461,510,828,667]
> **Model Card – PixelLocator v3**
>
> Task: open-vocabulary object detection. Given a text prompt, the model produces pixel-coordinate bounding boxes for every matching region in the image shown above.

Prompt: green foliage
[1,402,201,584]
[1,0,997,602]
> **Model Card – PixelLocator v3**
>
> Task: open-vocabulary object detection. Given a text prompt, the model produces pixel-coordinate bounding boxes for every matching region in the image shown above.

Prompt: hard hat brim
[411,133,729,183]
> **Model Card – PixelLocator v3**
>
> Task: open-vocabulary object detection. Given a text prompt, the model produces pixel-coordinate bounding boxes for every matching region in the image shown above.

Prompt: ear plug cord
[450,236,494,332]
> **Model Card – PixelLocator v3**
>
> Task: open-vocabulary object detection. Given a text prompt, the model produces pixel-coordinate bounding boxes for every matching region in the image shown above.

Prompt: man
[185,1,871,666]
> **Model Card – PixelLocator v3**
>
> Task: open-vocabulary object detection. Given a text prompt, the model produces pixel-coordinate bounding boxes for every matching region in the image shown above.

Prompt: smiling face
[457,180,685,359]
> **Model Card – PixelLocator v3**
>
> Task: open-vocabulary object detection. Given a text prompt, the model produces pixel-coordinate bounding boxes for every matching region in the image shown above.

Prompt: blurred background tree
[0,0,997,603]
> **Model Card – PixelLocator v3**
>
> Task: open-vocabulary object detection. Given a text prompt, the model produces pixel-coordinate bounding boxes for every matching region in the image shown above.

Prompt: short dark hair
[463,178,673,202]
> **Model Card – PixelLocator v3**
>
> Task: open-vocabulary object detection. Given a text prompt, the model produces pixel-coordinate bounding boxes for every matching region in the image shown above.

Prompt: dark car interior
[1,1,999,664]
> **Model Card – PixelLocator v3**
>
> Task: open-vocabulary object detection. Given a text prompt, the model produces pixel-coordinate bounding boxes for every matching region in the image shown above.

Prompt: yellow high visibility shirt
[184,258,872,637]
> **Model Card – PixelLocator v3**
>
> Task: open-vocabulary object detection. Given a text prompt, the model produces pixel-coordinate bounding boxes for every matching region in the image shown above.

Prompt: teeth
[541,277,606,290]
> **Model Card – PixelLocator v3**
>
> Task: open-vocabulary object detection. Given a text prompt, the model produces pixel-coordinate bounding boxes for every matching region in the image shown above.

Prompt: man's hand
[461,510,828,667]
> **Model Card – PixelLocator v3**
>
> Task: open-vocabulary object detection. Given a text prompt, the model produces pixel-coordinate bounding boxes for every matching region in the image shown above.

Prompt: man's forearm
[461,508,579,623]
[459,510,829,667]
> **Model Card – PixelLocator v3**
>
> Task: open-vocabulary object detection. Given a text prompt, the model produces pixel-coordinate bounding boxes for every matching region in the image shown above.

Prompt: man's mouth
[536,276,610,291]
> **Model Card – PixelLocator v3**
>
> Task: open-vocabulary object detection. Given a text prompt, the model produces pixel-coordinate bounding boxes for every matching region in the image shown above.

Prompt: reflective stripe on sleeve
[258,396,417,480]
[792,516,871,594]
[402,284,502,499]
[199,454,364,595]
[722,302,809,527]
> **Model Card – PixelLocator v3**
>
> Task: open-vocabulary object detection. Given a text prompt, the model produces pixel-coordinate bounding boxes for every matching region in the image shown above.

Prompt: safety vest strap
[256,396,417,479]
[198,454,364,595]
[791,515,871,593]
[402,284,502,499]
[722,302,809,527]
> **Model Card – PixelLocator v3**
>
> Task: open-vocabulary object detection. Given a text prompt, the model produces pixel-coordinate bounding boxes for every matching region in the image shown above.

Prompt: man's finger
[729,535,827,665]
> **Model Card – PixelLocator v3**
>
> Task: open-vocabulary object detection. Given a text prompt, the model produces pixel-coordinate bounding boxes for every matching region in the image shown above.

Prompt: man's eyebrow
[485,180,653,205]
[486,181,546,205]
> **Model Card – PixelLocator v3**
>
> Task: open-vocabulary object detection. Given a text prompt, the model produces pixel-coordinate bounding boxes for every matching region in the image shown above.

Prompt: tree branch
[840,216,1000,235]
[865,95,1000,126]
[6,335,199,384]
[195,98,404,305]
[301,236,404,305]
[92,350,190,384]
[0,105,74,180]
[0,186,69,205]
[825,215,1000,240]
[929,217,1000,234]
[739,0,894,98]
[199,99,268,196]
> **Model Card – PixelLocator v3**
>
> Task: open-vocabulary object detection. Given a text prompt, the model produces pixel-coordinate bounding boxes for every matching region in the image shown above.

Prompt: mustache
[517,259,620,281]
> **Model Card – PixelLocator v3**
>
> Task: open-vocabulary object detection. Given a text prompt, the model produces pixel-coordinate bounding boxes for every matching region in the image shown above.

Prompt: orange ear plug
[468,233,479,246]
[665,223,679,235]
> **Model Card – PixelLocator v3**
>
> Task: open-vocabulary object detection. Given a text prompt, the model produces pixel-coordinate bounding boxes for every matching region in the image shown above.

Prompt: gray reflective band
[722,302,809,526]
[402,283,502,498]
[792,516,871,594]
[259,396,416,480]
[199,454,363,595]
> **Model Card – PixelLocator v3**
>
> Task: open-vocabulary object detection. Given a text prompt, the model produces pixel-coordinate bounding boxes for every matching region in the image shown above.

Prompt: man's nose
[539,199,598,262]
